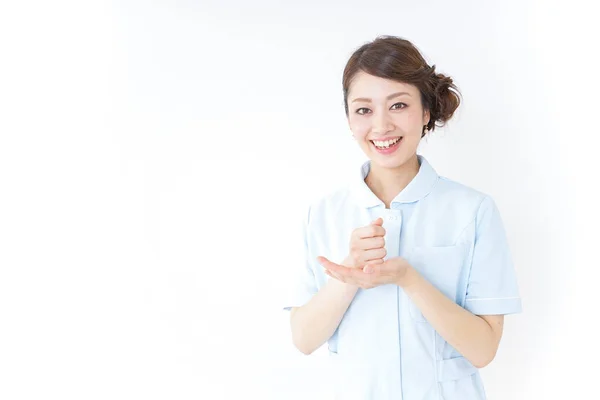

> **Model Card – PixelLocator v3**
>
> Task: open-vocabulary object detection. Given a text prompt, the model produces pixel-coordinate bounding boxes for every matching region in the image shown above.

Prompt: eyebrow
[351,91,411,103]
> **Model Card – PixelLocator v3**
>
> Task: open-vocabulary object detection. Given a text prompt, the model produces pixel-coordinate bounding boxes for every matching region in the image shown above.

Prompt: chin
[370,155,411,169]
[363,138,418,169]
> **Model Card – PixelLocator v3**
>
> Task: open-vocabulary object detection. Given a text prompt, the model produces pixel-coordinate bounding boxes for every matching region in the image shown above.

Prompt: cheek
[389,116,424,138]
[408,110,427,129]
[349,118,370,136]
[401,134,421,149]
[392,111,420,128]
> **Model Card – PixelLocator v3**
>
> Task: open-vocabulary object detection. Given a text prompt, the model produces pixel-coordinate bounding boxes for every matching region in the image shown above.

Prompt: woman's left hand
[316,255,415,289]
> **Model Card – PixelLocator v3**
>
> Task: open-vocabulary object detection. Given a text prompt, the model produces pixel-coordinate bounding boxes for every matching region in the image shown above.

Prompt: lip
[370,137,402,154]
[370,136,402,142]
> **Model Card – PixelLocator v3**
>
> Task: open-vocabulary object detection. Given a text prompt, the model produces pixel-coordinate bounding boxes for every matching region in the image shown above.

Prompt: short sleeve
[282,205,318,311]
[464,196,522,315]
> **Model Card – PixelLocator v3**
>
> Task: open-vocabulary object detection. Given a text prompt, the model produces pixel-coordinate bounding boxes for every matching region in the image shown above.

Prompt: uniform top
[284,154,522,399]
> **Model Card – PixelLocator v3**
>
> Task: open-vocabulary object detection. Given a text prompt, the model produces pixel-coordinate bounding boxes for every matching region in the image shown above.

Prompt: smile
[370,137,403,154]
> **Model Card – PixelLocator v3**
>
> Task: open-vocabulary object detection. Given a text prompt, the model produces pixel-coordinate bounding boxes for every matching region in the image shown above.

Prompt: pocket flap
[409,244,468,302]
[437,356,477,382]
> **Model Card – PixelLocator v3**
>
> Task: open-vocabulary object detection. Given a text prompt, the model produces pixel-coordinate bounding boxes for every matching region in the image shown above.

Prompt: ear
[347,120,356,139]
[423,109,430,127]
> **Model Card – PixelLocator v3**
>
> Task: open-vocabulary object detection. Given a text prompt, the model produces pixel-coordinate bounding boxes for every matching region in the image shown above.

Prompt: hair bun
[428,72,460,130]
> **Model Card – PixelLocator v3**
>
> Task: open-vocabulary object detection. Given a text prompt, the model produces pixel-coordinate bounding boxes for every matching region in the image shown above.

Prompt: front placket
[380,206,404,399]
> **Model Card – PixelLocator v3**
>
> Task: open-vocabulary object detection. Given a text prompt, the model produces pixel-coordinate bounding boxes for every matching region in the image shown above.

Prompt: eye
[355,103,407,115]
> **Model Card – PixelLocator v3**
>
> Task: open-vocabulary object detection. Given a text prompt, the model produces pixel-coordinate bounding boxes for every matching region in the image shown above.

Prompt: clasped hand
[317,217,413,289]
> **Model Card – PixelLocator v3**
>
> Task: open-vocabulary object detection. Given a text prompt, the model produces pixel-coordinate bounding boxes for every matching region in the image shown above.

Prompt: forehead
[348,71,419,101]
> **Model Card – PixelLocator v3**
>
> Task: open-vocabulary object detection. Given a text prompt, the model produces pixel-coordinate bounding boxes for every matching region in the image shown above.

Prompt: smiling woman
[343,37,461,182]
[283,35,522,400]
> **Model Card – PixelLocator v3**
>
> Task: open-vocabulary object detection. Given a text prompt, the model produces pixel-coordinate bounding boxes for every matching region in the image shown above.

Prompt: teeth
[373,137,400,148]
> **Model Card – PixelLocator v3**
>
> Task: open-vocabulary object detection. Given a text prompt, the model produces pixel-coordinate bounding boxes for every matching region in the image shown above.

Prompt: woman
[284,36,522,400]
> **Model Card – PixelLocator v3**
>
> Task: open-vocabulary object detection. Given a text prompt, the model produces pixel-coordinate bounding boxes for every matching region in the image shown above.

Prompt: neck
[365,154,420,208]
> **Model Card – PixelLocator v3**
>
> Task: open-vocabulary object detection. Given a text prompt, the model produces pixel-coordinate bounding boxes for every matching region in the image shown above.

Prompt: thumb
[363,262,380,274]
[316,256,338,268]
[371,217,384,226]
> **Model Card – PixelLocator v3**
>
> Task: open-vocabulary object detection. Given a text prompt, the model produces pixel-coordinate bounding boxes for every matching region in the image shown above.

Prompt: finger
[320,258,349,275]
[322,259,362,282]
[317,256,351,275]
[358,248,387,264]
[325,269,345,283]
[372,217,384,226]
[355,224,386,239]
[354,257,383,268]
[354,236,385,251]
[316,256,338,269]
[363,260,385,274]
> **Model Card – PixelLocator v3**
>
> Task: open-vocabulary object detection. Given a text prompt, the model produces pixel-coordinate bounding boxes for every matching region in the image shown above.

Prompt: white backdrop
[0,1,597,399]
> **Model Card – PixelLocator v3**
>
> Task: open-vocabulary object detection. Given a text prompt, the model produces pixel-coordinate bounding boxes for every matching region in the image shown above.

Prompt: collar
[352,154,439,208]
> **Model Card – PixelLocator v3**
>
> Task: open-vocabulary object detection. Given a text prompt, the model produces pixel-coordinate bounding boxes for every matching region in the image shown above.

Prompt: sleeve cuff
[464,296,522,315]
[282,292,316,312]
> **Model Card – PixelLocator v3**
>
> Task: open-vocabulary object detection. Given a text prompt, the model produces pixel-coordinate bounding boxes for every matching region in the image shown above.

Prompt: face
[347,71,430,170]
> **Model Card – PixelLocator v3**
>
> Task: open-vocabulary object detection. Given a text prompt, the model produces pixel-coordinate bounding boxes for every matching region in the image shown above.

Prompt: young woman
[284,36,522,400]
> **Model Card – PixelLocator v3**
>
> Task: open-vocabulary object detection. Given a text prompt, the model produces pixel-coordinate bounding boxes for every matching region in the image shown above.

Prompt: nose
[371,110,395,135]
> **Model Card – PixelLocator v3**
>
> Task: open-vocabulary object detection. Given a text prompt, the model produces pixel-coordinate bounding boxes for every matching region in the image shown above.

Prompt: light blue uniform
[284,155,522,399]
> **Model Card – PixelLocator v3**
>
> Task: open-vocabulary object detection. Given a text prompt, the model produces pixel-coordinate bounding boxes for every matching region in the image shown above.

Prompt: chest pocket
[406,244,469,323]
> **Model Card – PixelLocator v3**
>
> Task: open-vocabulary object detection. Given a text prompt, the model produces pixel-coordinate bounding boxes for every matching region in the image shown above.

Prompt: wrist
[396,265,421,289]
[329,276,359,294]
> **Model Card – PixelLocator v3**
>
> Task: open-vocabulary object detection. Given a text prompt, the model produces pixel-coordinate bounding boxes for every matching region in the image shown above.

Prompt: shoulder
[432,175,492,208]
[427,175,502,225]
[420,175,508,245]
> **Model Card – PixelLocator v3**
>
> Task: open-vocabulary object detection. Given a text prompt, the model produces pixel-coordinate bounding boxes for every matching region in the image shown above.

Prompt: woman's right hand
[342,217,386,268]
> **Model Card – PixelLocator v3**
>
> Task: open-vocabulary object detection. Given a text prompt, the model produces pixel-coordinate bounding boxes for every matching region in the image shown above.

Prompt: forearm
[400,268,500,368]
[290,278,358,355]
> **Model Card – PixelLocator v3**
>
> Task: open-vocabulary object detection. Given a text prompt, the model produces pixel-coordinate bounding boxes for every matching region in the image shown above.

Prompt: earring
[422,125,428,137]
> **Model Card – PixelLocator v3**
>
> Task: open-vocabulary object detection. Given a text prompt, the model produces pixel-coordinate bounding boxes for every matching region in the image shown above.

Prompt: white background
[0,1,597,398]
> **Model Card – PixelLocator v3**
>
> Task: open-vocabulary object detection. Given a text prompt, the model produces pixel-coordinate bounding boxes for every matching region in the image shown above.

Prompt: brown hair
[342,35,461,137]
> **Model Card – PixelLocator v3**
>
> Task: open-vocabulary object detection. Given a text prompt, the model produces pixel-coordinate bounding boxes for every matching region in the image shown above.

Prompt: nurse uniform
[284,154,522,400]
